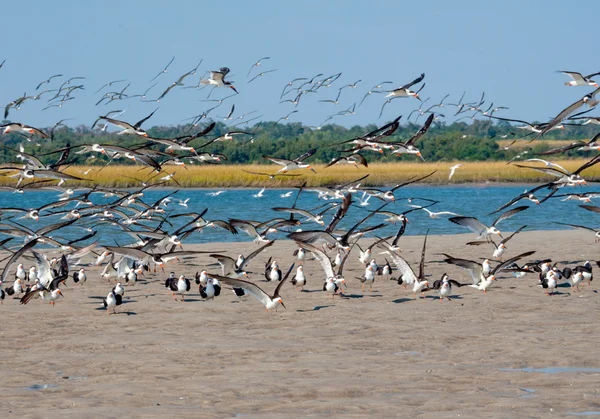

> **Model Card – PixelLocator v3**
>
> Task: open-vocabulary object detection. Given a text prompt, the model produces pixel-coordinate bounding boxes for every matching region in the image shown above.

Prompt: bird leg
[361,284,365,292]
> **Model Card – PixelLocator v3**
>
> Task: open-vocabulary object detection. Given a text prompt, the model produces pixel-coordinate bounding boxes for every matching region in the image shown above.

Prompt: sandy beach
[1,229,599,418]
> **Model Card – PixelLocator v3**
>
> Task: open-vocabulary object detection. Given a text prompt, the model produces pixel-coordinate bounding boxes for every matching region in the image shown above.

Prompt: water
[1,184,597,245]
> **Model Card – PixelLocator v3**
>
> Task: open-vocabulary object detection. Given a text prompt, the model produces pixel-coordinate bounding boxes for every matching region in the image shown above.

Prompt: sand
[1,229,599,418]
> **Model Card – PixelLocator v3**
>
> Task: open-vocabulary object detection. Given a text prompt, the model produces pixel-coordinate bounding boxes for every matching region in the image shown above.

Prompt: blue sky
[0,0,594,130]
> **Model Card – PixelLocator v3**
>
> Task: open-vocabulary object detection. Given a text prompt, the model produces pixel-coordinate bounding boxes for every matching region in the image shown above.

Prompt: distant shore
[1,160,597,188]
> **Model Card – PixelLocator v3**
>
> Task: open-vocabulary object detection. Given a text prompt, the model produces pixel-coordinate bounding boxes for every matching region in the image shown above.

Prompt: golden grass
[495,139,575,149]
[1,160,597,188]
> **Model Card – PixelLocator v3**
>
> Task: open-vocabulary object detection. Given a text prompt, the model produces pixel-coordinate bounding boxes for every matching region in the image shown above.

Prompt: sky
[0,0,595,131]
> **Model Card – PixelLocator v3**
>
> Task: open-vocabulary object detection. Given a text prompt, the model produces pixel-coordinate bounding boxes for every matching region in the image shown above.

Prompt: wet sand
[1,230,599,418]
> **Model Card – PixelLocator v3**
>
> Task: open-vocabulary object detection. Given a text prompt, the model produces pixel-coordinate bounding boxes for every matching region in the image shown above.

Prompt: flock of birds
[0,58,599,315]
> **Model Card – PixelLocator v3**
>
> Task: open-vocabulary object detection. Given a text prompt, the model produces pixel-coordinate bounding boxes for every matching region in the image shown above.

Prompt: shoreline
[1,229,599,417]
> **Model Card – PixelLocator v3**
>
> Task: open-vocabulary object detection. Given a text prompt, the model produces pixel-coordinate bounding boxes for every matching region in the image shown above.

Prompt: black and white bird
[200,67,238,93]
[424,273,467,303]
[165,274,191,301]
[290,265,306,291]
[449,206,528,240]
[103,290,122,315]
[200,277,221,300]
[559,70,600,87]
[72,268,86,285]
[210,264,294,312]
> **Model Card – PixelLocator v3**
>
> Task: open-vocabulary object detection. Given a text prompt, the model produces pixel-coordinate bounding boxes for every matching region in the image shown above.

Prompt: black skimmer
[149,56,175,82]
[466,225,527,259]
[559,70,600,87]
[248,69,277,84]
[247,56,271,77]
[443,251,535,293]
[103,290,122,315]
[98,108,157,137]
[424,273,467,303]
[1,123,49,138]
[294,242,349,298]
[262,148,317,174]
[72,268,86,285]
[264,258,282,282]
[210,241,275,278]
[357,265,375,292]
[449,206,529,239]
[537,87,600,137]
[165,274,191,301]
[199,277,221,300]
[211,264,294,312]
[324,154,368,169]
[200,67,238,94]
[290,265,306,291]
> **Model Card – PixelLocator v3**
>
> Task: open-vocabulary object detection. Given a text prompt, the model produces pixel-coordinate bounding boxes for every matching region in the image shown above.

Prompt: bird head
[276,297,286,309]
[56,289,64,297]
[490,275,496,281]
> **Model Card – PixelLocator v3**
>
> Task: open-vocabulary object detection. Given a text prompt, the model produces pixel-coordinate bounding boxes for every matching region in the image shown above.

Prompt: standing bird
[103,290,122,315]
[200,277,221,301]
[165,274,191,302]
[357,265,376,292]
[291,265,306,291]
[72,268,86,285]
[265,259,283,282]
[424,273,467,303]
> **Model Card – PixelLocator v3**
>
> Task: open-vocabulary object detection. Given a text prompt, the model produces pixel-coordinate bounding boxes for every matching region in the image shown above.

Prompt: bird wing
[101,117,134,131]
[239,240,276,271]
[387,252,417,283]
[209,275,270,306]
[288,230,339,249]
[209,255,236,276]
[263,156,294,166]
[491,206,528,227]
[405,113,434,146]
[273,263,295,298]
[448,216,488,236]
[294,148,317,162]
[295,242,335,278]
[442,254,483,284]
[490,251,536,275]
[500,225,527,245]
[560,71,585,82]
[103,246,150,261]
[1,239,38,283]
[134,109,158,129]
[399,73,425,90]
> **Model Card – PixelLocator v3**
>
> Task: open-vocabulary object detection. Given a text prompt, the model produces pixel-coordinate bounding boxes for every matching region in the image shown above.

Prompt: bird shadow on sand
[94,307,137,315]
[341,293,383,299]
[392,298,413,304]
[422,295,464,301]
[296,305,334,312]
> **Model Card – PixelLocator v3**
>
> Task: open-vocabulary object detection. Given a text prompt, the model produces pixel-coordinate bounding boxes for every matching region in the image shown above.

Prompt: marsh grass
[1,161,598,188]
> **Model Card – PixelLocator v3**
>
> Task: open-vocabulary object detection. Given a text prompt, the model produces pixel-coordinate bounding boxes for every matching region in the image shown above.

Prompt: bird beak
[279,300,286,309]
[308,166,316,173]
[491,276,497,281]
[230,86,238,94]
[534,199,540,205]
[142,133,148,137]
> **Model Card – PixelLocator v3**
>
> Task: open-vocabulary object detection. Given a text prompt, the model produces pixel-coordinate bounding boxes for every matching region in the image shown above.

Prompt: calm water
[1,185,597,245]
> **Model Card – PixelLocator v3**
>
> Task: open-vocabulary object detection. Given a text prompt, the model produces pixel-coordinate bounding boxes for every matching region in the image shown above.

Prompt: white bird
[253,187,266,198]
[207,190,226,197]
[449,206,528,239]
[572,271,583,292]
[560,70,600,87]
[358,265,376,292]
[177,198,190,208]
[280,191,293,198]
[448,164,462,180]
[407,204,459,219]
[443,251,535,293]
[291,265,306,291]
[199,277,221,300]
[195,270,209,286]
[103,290,122,315]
